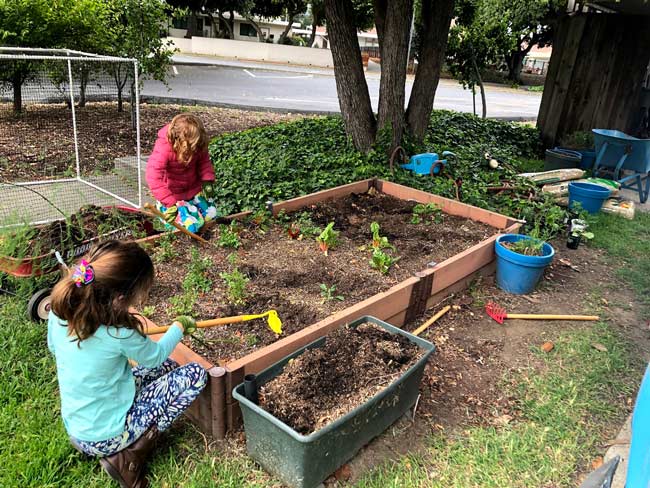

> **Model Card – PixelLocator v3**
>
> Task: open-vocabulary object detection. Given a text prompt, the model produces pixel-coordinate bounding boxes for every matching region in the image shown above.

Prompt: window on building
[172,16,188,29]
[239,23,258,37]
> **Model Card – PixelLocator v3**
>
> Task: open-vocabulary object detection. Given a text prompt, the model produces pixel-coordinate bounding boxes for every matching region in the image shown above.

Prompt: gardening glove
[174,315,197,336]
[162,204,178,223]
[202,181,216,199]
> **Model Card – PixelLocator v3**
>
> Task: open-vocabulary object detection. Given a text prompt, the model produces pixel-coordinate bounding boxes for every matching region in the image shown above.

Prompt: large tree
[324,0,454,152]
[277,0,308,44]
[479,0,564,83]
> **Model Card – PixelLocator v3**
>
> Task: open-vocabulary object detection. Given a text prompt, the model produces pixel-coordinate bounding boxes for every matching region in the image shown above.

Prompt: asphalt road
[142,63,542,119]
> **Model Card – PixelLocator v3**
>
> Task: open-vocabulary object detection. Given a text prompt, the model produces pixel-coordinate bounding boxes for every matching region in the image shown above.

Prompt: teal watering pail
[568,182,611,214]
[495,235,555,295]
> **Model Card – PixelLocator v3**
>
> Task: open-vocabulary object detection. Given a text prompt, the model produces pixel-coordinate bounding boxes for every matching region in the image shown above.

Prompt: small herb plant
[370,222,395,251]
[316,222,339,255]
[218,222,241,249]
[570,219,594,240]
[170,248,213,315]
[220,267,250,305]
[141,305,156,318]
[153,233,178,264]
[370,248,400,275]
[169,291,196,316]
[411,203,442,225]
[319,283,344,303]
[286,211,320,239]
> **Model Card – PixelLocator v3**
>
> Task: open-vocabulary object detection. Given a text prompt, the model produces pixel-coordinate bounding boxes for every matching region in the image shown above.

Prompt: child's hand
[162,204,178,222]
[202,181,216,199]
[174,316,197,336]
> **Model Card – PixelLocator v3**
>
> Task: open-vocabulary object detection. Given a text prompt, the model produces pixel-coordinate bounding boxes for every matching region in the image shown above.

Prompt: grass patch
[357,320,638,488]
[590,212,650,317]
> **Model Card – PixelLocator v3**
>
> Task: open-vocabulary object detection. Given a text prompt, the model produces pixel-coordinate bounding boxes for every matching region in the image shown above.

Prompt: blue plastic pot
[576,149,596,170]
[568,181,611,214]
[495,234,555,295]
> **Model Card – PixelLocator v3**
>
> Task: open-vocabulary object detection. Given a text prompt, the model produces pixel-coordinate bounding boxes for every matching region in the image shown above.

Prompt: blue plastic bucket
[576,149,596,170]
[495,235,555,295]
[568,182,611,213]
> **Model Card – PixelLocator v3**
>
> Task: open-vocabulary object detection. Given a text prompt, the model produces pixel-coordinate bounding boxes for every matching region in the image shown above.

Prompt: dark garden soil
[1,205,152,258]
[146,191,497,364]
[259,322,422,435]
[0,102,301,181]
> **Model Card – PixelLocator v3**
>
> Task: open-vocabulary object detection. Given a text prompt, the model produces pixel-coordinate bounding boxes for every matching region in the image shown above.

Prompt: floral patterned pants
[72,359,207,457]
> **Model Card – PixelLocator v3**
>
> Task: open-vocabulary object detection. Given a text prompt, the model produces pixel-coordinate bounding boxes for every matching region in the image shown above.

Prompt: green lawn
[1,211,646,487]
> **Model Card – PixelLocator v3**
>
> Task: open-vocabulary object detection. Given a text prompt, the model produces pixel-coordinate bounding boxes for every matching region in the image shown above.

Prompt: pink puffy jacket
[145,125,215,206]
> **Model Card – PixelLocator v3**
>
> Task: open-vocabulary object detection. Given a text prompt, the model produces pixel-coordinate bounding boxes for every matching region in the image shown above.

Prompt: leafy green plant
[370,248,400,275]
[411,203,443,225]
[220,268,250,305]
[316,222,339,255]
[319,283,344,303]
[218,223,240,249]
[245,334,259,347]
[285,211,320,239]
[169,291,197,316]
[184,248,213,293]
[370,222,395,251]
[153,233,178,264]
[141,305,156,318]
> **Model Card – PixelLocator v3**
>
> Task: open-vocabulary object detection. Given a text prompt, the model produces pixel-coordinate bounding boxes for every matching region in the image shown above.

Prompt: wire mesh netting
[0,48,143,226]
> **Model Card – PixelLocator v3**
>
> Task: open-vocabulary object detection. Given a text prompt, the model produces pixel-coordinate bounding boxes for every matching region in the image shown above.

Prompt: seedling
[154,233,178,264]
[370,222,395,251]
[218,222,241,249]
[184,247,213,293]
[370,248,400,275]
[169,291,197,316]
[316,222,339,255]
[220,268,250,305]
[286,212,320,239]
[411,203,442,224]
[570,219,594,240]
[319,283,344,303]
[141,305,156,318]
[287,222,301,239]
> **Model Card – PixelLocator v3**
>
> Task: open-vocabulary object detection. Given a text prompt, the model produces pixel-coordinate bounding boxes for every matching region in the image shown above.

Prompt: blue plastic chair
[592,129,650,203]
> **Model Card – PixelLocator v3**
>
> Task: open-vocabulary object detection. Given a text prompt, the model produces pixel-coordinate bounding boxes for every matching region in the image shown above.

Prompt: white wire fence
[0,48,143,226]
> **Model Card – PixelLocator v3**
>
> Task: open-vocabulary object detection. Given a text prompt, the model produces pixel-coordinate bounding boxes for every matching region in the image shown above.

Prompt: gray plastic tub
[232,316,435,488]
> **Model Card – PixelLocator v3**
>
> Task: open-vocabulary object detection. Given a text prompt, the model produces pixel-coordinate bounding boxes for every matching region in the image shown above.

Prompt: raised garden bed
[145,179,522,438]
[233,316,434,488]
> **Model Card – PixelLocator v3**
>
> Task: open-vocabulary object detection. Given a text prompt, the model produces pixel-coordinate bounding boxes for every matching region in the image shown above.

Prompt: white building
[168,12,301,44]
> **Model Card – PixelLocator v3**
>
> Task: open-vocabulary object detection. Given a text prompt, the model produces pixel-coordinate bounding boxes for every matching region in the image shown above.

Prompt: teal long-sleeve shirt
[47,312,183,442]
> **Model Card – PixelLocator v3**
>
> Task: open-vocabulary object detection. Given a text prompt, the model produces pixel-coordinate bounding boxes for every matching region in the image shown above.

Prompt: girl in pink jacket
[146,114,218,232]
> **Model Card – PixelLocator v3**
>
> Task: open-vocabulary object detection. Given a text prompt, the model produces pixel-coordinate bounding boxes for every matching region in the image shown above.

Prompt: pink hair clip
[71,259,95,287]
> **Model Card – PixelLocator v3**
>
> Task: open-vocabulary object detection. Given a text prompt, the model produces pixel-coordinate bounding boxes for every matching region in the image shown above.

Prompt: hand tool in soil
[412,305,451,336]
[143,203,210,245]
[485,301,599,325]
[145,310,283,335]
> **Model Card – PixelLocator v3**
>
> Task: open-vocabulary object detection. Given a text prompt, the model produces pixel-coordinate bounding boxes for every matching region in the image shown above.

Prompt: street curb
[140,95,535,122]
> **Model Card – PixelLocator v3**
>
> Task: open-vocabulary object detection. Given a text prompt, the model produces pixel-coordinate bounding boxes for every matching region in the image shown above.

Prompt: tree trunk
[79,66,89,108]
[471,54,487,118]
[246,16,266,42]
[117,85,123,113]
[505,45,531,83]
[406,0,455,141]
[218,11,234,39]
[12,71,23,114]
[309,19,317,46]
[279,13,295,44]
[185,12,200,38]
[374,0,413,151]
[324,0,377,152]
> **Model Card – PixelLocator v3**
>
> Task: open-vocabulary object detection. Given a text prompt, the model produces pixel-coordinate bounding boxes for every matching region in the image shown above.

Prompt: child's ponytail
[50,240,154,342]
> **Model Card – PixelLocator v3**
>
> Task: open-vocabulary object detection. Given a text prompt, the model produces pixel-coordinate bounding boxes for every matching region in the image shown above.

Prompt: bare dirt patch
[0,102,301,181]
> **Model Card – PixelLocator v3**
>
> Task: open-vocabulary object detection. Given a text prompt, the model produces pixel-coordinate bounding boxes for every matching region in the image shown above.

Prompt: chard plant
[316,222,339,255]
[370,248,400,275]
[370,222,395,251]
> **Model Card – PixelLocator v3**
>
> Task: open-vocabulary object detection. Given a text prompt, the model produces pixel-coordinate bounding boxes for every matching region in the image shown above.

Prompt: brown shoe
[99,426,160,488]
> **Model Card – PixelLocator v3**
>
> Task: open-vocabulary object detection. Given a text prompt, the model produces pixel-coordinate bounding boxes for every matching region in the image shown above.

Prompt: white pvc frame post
[134,60,143,208]
[66,59,81,178]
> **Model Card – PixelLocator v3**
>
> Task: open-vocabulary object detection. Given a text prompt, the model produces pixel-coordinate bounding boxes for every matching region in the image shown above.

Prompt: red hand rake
[485,301,599,325]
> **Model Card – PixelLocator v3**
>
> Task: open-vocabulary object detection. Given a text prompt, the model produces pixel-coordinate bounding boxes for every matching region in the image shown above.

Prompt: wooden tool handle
[507,314,599,321]
[144,203,209,245]
[412,305,451,336]
[145,315,249,335]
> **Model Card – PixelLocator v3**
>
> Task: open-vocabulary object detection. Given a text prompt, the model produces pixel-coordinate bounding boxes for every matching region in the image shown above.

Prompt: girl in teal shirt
[48,240,206,488]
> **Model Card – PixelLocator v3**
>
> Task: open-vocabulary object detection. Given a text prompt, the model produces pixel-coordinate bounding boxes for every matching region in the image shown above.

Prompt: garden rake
[145,310,283,335]
[485,301,599,325]
[143,203,209,245]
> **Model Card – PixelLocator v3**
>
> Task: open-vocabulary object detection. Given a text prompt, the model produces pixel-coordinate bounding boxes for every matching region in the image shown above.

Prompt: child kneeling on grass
[146,113,218,233]
[48,240,205,488]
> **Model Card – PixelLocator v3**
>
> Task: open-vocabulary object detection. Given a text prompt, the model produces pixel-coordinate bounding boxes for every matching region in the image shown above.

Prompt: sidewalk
[604,414,631,488]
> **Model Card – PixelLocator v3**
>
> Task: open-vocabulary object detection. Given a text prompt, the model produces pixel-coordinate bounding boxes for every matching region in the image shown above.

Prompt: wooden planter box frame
[148,178,521,438]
